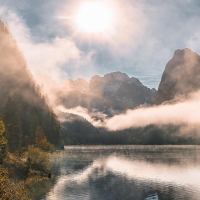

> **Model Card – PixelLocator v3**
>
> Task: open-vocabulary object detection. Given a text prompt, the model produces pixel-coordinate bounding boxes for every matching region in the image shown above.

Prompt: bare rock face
[89,72,156,109]
[116,82,155,107]
[89,72,130,94]
[154,48,200,104]
[57,71,156,114]
[89,71,145,95]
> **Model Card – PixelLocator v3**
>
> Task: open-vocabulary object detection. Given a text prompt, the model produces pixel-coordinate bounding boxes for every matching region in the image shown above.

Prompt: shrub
[0,166,30,199]
[26,146,51,172]
[0,118,7,164]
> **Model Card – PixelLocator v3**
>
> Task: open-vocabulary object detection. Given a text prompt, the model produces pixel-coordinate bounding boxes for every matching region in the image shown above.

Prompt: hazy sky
[1,0,200,88]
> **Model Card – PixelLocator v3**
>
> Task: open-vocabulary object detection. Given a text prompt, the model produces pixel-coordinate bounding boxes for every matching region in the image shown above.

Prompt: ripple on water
[43,145,200,200]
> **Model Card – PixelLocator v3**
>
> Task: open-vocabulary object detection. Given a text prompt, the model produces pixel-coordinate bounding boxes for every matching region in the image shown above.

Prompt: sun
[75,2,113,33]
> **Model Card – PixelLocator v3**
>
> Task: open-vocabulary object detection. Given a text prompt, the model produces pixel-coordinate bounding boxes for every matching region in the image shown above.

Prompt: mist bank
[57,90,200,131]
[58,103,200,145]
[105,91,200,130]
[58,94,200,145]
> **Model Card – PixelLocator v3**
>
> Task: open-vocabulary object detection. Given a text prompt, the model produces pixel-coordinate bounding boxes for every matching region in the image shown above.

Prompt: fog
[57,105,106,127]
[0,0,155,88]
[105,92,200,130]
[0,7,95,83]
[54,90,200,132]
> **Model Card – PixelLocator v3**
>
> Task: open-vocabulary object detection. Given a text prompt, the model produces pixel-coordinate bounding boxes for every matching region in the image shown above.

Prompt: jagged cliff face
[116,82,156,107]
[89,72,130,94]
[56,71,156,114]
[154,48,200,104]
[88,72,149,98]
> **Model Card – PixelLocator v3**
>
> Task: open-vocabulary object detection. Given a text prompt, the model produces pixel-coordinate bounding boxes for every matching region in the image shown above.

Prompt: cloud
[0,0,192,89]
[52,87,200,133]
[187,30,200,54]
[105,91,200,130]
[55,90,200,132]
[0,7,95,82]
[1,0,200,89]
[56,105,106,127]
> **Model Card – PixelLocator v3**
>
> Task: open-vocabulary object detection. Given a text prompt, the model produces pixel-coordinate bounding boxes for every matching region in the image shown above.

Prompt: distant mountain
[154,48,200,104]
[89,72,131,94]
[116,82,156,108]
[56,71,156,114]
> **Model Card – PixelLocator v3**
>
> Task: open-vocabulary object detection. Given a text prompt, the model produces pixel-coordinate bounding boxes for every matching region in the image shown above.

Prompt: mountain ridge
[55,71,156,114]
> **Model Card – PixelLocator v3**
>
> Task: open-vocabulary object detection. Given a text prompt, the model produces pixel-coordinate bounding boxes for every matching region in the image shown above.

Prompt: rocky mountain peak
[89,71,147,94]
[57,70,156,113]
[173,48,198,59]
[103,71,130,83]
[154,48,200,104]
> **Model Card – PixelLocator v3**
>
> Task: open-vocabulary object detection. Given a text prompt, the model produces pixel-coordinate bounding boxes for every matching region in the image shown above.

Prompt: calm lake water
[41,145,200,200]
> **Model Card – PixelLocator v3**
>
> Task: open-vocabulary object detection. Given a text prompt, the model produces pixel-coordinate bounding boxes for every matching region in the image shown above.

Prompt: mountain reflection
[44,146,200,200]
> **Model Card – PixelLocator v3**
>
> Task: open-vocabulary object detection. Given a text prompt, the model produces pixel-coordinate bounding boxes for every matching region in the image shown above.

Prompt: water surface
[42,145,200,200]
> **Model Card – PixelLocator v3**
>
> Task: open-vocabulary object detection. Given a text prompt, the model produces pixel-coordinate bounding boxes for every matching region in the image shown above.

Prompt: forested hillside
[0,19,63,151]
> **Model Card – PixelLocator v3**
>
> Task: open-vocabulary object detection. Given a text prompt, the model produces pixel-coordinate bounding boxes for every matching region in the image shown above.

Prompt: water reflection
[43,146,200,200]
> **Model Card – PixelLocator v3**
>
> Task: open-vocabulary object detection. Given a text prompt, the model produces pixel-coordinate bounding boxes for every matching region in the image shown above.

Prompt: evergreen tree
[43,109,63,148]
[3,97,23,153]
[35,126,54,151]
[29,112,39,144]
[35,126,46,145]
[24,135,31,147]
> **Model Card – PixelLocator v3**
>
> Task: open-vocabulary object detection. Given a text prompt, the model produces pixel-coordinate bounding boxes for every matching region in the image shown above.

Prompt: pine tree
[48,110,63,148]
[35,126,54,151]
[24,135,31,147]
[29,112,39,144]
[3,97,23,153]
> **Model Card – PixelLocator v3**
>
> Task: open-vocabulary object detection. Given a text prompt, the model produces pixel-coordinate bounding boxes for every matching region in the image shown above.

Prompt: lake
[41,145,200,200]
